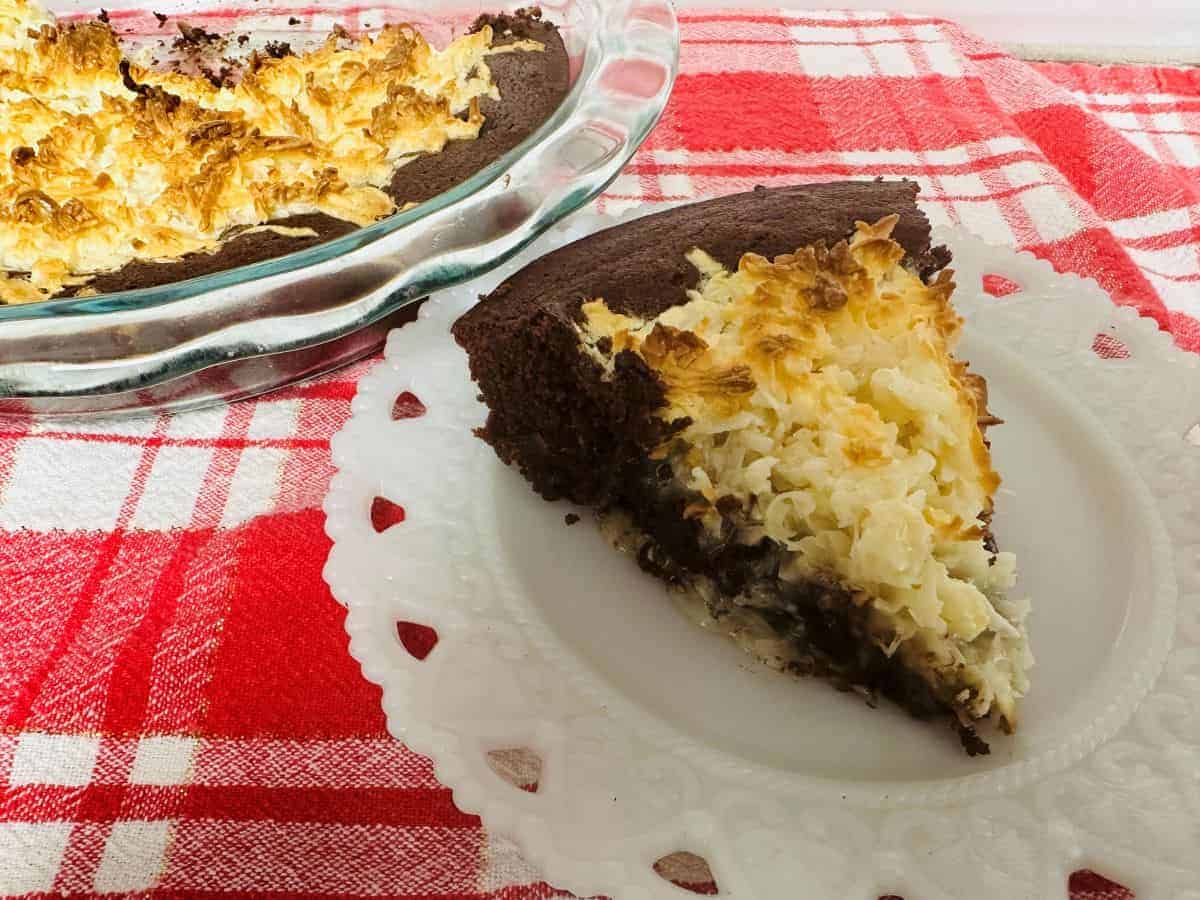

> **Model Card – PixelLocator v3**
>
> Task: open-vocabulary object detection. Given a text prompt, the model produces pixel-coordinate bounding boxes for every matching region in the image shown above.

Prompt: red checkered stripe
[598,9,1200,353]
[0,361,562,897]
[1033,60,1200,348]
[0,735,483,895]
[0,5,1185,898]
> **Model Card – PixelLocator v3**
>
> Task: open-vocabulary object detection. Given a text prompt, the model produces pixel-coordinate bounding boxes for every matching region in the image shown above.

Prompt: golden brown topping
[579,216,1029,728]
[13,190,57,223]
[753,333,797,357]
[0,0,544,303]
[640,322,708,369]
[42,20,121,71]
[806,268,849,310]
[957,366,1004,428]
[640,323,757,405]
[47,197,100,239]
[740,236,871,316]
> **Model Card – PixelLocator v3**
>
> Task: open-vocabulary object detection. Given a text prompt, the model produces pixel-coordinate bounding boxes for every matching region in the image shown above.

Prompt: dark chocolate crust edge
[452,180,949,507]
[622,472,990,755]
[44,12,570,299]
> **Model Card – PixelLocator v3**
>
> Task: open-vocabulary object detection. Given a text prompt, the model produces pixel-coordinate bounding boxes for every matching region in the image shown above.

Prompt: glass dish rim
[0,0,601,323]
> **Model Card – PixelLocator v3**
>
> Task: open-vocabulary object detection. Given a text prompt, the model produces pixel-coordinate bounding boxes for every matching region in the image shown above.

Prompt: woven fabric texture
[5,7,1197,898]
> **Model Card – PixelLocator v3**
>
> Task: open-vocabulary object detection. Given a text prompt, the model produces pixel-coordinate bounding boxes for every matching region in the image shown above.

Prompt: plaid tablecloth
[3,7,1199,898]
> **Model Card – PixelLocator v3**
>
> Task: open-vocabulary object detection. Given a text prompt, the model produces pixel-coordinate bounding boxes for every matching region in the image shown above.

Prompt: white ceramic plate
[324,209,1200,900]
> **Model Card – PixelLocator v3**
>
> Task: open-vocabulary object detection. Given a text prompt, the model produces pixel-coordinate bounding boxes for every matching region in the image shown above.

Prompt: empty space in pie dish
[488,328,1166,786]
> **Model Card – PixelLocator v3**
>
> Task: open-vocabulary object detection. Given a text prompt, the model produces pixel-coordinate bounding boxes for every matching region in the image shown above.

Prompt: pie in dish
[0,0,568,303]
[453,181,1032,754]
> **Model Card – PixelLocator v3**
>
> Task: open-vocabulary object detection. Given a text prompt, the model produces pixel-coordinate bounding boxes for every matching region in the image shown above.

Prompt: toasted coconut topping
[579,218,1031,729]
[0,0,542,302]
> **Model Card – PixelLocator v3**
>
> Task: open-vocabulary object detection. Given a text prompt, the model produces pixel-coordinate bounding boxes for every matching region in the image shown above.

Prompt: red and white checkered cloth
[3,7,1198,898]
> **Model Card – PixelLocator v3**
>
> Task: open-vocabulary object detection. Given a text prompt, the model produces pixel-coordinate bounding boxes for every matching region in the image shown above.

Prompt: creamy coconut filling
[0,0,542,302]
[577,217,1032,730]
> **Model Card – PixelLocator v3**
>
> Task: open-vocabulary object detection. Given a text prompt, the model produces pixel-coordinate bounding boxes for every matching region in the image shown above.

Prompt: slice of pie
[453,181,1032,754]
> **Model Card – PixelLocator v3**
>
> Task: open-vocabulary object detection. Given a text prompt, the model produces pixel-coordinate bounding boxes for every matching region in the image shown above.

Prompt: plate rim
[325,210,1200,900]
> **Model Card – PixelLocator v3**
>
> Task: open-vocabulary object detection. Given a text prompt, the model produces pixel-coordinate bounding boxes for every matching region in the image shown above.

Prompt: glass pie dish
[0,0,678,416]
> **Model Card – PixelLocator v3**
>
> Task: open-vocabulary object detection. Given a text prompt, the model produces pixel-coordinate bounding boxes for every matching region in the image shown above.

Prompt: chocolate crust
[624,472,989,755]
[59,214,360,298]
[384,11,570,206]
[44,12,569,300]
[452,181,948,506]
[459,180,943,330]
